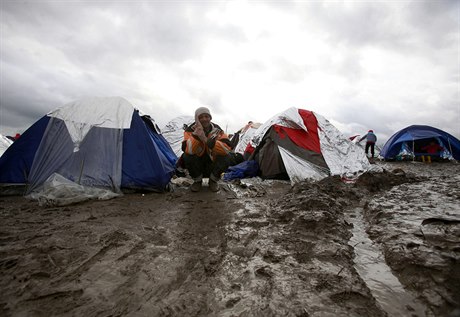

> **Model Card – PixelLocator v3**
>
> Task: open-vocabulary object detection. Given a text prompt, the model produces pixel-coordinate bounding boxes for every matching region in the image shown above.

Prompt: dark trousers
[183,153,235,180]
[365,142,375,157]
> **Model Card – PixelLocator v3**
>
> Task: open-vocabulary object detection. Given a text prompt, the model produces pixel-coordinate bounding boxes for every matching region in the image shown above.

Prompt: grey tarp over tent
[239,107,374,183]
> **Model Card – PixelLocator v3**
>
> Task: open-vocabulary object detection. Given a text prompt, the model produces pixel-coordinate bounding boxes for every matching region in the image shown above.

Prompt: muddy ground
[0,161,459,317]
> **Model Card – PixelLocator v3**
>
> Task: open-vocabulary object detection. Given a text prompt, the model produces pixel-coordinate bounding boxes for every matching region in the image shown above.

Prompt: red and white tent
[244,107,372,183]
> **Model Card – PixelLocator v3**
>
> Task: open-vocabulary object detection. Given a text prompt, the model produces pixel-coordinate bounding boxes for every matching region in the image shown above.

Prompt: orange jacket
[182,122,232,160]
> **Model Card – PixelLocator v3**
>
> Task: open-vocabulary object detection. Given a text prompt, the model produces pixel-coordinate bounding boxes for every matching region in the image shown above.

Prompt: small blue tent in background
[0,97,177,194]
[380,125,460,161]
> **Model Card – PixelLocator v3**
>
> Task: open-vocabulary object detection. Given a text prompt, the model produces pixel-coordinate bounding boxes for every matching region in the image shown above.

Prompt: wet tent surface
[0,161,459,316]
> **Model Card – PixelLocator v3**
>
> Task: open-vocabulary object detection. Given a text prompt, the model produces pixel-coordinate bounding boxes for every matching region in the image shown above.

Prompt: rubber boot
[190,175,203,192]
[209,174,220,192]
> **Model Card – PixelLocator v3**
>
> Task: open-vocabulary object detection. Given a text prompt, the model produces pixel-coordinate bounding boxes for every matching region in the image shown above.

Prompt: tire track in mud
[363,162,460,317]
[211,179,387,317]
[348,204,427,317]
[215,170,436,316]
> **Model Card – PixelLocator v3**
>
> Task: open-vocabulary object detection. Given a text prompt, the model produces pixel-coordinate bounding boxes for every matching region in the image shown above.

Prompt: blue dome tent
[0,97,177,195]
[380,125,460,161]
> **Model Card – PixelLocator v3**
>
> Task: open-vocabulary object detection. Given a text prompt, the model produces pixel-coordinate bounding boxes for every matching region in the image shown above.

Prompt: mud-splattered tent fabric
[0,97,177,194]
[379,125,460,161]
[242,107,371,183]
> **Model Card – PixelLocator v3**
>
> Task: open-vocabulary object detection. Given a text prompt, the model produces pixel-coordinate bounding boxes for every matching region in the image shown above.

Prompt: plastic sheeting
[395,142,415,161]
[0,134,13,157]
[243,108,375,183]
[234,126,259,155]
[250,107,308,148]
[28,173,121,207]
[279,147,329,183]
[161,116,194,158]
[315,113,374,179]
[223,160,259,181]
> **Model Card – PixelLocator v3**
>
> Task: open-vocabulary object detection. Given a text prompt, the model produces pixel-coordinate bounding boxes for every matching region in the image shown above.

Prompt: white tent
[0,134,13,157]
[161,115,194,158]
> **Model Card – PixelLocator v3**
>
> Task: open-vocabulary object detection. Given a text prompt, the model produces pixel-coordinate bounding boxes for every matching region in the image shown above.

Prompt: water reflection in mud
[348,207,427,317]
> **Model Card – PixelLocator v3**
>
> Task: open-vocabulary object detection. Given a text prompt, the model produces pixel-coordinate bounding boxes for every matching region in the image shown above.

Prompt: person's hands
[193,121,207,142]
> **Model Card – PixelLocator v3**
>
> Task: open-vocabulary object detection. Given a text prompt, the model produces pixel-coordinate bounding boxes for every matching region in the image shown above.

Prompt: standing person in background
[359,130,377,158]
[421,141,443,154]
[421,141,444,163]
[229,121,254,149]
[182,106,234,192]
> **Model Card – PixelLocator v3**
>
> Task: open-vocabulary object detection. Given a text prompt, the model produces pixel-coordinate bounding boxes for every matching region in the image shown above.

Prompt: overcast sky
[1,0,459,145]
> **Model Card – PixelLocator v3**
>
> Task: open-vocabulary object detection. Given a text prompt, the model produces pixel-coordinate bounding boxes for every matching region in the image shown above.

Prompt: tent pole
[78,157,85,185]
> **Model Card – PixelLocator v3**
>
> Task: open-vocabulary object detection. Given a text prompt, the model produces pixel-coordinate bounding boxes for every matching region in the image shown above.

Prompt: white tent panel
[48,96,134,147]
[279,147,329,183]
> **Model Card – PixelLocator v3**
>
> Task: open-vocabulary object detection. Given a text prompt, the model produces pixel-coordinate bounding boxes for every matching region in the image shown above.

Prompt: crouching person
[182,107,234,192]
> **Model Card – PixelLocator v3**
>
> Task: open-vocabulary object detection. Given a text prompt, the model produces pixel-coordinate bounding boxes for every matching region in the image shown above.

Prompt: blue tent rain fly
[0,97,177,194]
[379,125,460,161]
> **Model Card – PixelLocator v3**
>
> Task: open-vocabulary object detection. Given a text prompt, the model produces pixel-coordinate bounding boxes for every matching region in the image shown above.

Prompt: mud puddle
[363,168,460,317]
[348,207,427,316]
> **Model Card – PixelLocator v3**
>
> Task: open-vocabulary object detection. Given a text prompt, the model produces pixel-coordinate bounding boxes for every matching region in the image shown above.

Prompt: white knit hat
[195,106,212,119]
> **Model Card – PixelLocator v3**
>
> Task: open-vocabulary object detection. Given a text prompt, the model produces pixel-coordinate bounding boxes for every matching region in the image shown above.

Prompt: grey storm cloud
[300,1,459,57]
[1,1,249,132]
[0,1,459,141]
[3,3,194,69]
